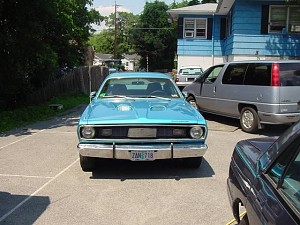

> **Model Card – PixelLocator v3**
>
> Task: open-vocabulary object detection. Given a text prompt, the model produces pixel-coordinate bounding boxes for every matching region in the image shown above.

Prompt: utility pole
[114,1,118,62]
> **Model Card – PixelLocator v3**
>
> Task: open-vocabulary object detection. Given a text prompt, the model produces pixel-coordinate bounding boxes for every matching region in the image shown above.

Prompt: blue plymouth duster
[77,72,208,171]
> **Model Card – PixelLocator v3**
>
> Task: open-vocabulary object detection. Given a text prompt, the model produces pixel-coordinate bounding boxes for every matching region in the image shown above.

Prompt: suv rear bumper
[259,111,300,124]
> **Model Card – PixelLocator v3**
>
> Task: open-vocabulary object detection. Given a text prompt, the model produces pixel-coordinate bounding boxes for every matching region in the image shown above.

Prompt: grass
[0,93,89,134]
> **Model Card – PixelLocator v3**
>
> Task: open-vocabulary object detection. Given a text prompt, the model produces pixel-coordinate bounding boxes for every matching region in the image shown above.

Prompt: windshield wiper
[101,95,135,100]
[146,96,171,101]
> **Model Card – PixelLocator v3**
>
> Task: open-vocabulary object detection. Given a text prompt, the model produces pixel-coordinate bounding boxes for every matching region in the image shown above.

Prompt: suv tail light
[175,77,179,82]
[271,63,280,86]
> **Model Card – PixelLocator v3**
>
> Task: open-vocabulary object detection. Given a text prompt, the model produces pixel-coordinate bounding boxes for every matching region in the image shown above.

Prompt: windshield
[98,78,181,99]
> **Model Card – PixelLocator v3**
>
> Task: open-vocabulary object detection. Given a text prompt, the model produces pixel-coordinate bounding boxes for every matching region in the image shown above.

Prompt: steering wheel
[149,90,167,96]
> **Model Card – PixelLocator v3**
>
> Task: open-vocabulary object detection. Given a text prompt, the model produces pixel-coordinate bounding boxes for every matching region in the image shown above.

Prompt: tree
[201,0,217,3]
[0,0,103,109]
[89,11,138,57]
[188,0,200,6]
[169,0,189,9]
[130,1,177,71]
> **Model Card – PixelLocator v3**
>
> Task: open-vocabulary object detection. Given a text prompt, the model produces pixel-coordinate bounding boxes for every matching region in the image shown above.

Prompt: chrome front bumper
[77,143,208,160]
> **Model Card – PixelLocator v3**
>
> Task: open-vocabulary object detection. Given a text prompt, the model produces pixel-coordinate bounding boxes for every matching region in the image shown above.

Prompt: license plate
[131,151,154,161]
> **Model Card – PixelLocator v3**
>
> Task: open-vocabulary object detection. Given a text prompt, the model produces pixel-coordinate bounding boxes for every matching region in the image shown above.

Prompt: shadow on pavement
[0,105,86,138]
[90,157,214,181]
[204,113,291,136]
[0,191,50,224]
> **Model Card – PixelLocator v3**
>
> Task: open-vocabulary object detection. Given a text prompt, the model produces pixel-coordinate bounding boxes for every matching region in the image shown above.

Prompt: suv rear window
[279,63,300,86]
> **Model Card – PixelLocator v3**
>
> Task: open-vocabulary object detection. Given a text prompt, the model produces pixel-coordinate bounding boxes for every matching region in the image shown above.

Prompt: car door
[214,63,248,117]
[196,65,224,112]
[248,139,300,225]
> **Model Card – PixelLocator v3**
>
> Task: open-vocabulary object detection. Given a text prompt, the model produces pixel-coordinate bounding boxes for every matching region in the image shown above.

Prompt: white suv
[175,66,203,89]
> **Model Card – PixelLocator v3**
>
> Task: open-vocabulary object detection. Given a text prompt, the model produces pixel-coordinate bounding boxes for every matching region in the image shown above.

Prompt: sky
[92,0,177,31]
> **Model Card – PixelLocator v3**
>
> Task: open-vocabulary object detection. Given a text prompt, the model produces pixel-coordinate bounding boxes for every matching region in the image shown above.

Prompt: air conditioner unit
[291,25,300,32]
[184,31,194,38]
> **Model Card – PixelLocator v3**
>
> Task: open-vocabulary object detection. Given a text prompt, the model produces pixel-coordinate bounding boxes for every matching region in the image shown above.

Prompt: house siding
[226,34,300,56]
[231,2,262,35]
[174,0,300,70]
[226,0,300,57]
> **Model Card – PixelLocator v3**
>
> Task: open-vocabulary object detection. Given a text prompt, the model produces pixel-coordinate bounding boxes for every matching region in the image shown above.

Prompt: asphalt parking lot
[0,106,289,225]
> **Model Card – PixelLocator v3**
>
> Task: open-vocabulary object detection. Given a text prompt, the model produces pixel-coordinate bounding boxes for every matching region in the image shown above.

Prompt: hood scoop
[117,104,132,111]
[150,105,166,111]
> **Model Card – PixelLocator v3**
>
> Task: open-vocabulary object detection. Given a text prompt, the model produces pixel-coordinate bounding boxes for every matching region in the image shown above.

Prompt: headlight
[81,127,95,139]
[189,126,204,139]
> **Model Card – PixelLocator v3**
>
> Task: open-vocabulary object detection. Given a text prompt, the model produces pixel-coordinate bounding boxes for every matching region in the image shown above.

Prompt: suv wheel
[240,107,259,133]
[182,157,202,168]
[187,96,199,111]
[80,154,96,172]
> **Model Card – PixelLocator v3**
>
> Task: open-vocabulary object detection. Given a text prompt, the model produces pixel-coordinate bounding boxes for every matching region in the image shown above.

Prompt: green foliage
[0,93,89,134]
[131,1,177,71]
[169,1,190,8]
[0,0,103,110]
[89,30,115,53]
[201,0,217,3]
[89,11,138,56]
[188,0,200,5]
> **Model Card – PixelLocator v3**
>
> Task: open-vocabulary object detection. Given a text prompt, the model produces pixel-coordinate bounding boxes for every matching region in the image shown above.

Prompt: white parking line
[226,211,246,225]
[0,129,46,150]
[0,158,79,222]
[0,174,54,179]
[0,119,77,150]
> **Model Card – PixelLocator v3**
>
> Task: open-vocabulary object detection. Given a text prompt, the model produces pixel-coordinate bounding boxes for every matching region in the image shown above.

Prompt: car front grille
[79,125,207,140]
[94,126,188,139]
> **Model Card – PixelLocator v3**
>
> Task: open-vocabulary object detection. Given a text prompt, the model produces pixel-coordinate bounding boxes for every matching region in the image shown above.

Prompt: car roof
[224,60,300,65]
[107,72,171,79]
[180,66,202,69]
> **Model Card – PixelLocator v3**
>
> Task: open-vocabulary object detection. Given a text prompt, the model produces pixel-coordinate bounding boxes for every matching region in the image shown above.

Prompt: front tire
[187,96,199,111]
[240,107,259,133]
[182,157,203,168]
[80,154,96,172]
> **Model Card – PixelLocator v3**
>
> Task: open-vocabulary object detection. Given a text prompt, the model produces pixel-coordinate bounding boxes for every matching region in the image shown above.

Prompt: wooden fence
[25,66,109,106]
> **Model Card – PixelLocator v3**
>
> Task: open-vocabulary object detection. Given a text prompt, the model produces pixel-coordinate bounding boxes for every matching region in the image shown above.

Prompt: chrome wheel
[240,107,258,133]
[242,110,254,129]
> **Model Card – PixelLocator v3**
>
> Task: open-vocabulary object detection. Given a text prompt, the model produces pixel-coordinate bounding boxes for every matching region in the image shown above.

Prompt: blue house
[167,0,300,70]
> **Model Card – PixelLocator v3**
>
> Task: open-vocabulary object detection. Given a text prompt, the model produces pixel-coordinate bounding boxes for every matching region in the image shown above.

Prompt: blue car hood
[80,98,205,125]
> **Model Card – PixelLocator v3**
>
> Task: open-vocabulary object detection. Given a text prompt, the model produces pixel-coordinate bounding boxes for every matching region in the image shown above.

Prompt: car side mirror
[199,76,205,83]
[196,76,204,83]
[90,91,97,102]
[182,91,188,98]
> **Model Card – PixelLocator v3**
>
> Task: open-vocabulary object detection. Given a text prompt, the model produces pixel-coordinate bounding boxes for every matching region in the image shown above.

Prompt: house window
[269,5,300,33]
[289,7,300,32]
[184,18,207,38]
